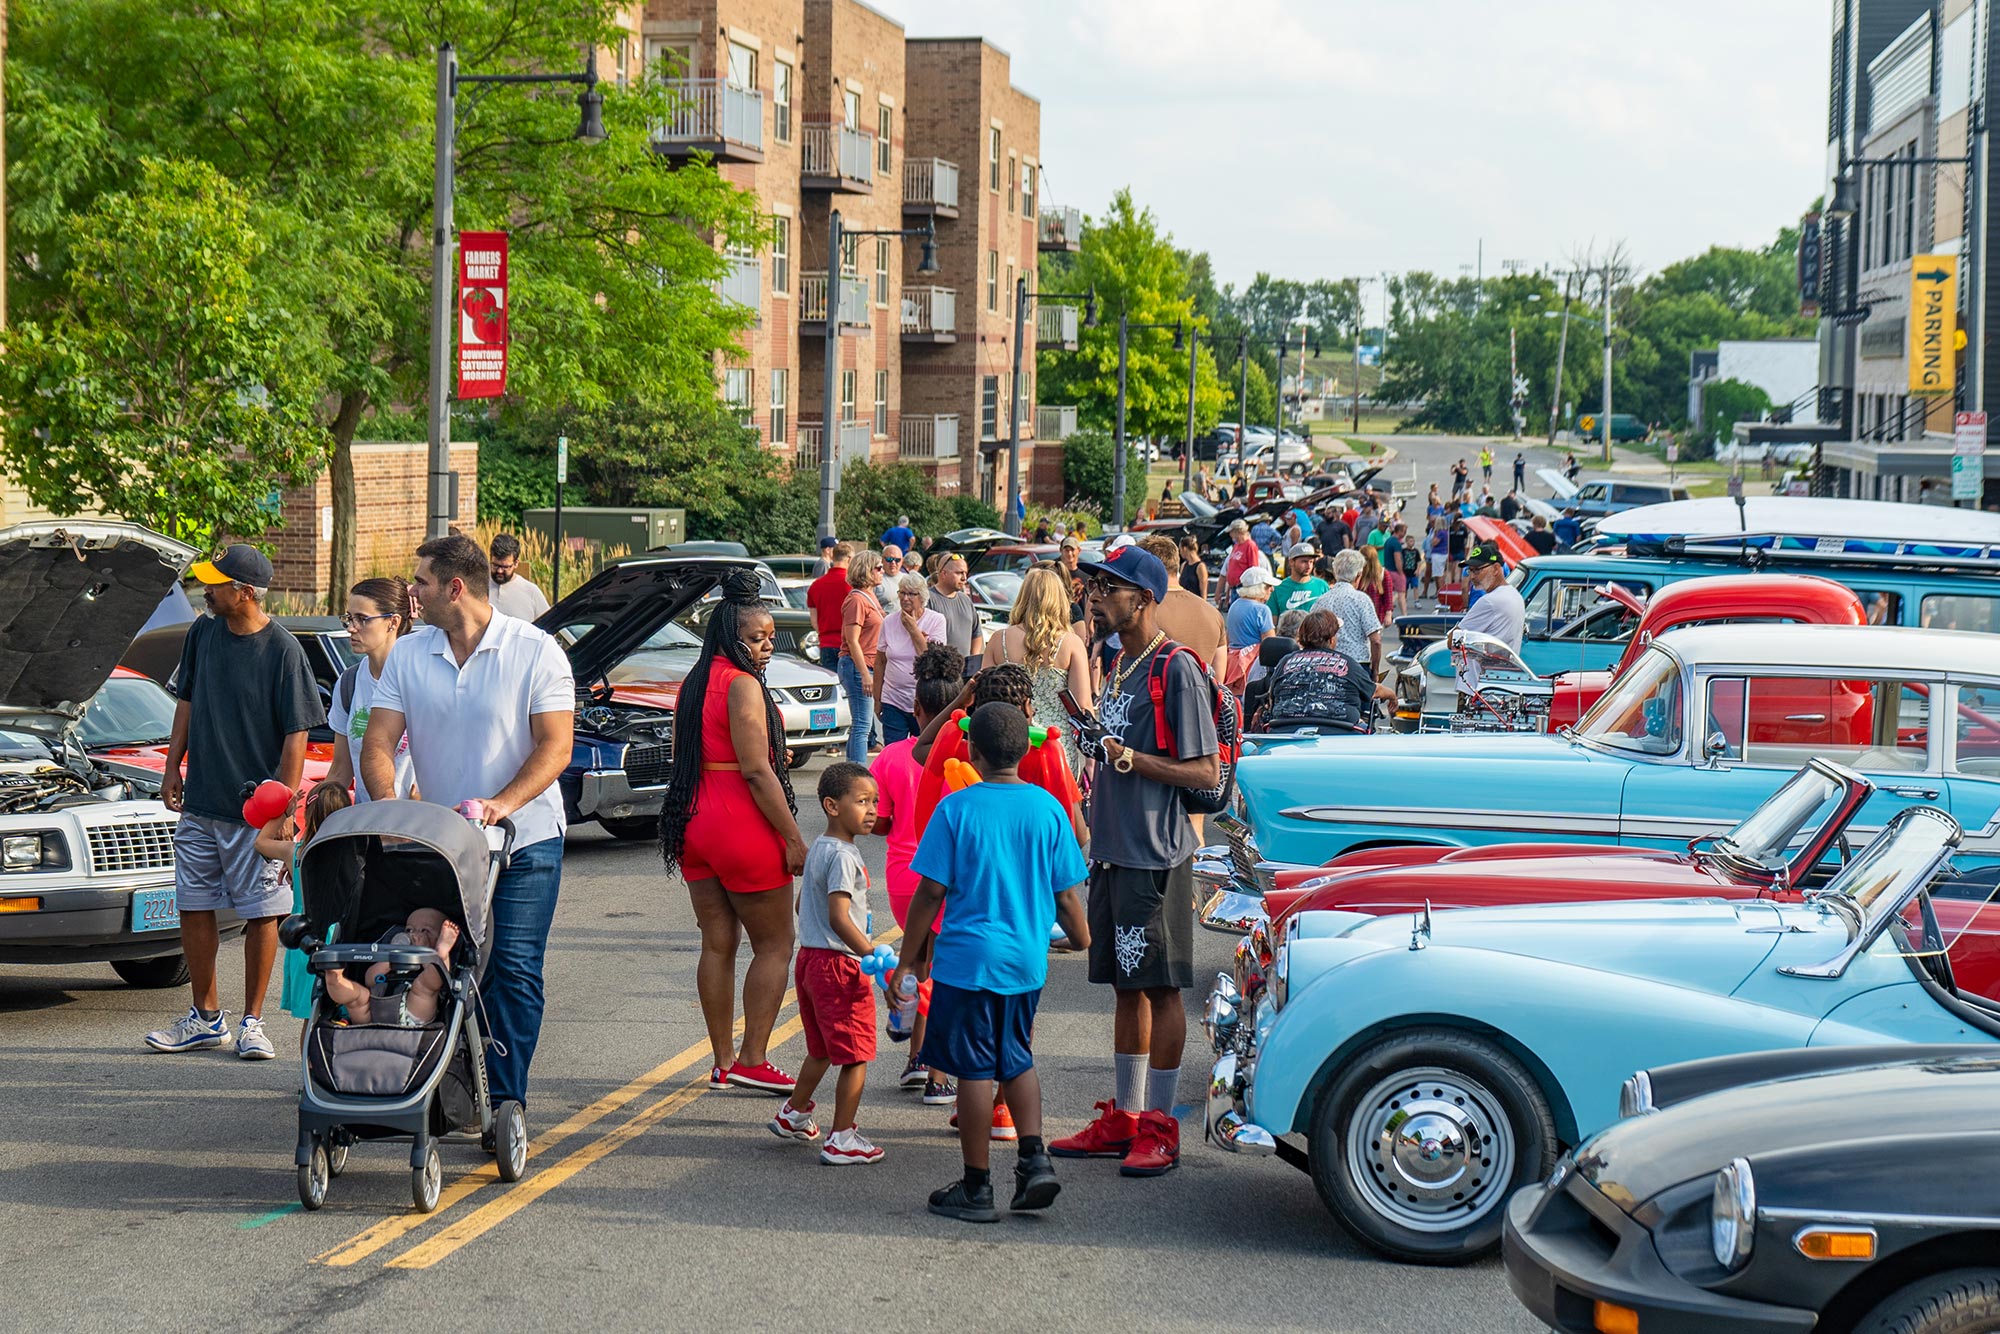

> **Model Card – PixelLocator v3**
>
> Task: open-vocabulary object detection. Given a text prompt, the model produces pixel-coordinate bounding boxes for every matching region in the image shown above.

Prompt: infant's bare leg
[322,968,368,1010]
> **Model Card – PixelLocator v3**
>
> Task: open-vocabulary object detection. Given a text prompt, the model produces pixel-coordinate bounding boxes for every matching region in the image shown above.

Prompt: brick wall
[264,442,479,601]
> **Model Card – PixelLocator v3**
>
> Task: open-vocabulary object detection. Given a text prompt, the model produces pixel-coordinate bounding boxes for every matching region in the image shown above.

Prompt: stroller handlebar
[483,816,516,869]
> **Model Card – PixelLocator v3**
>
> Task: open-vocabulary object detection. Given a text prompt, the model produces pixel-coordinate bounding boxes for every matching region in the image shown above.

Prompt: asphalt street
[0,766,1541,1333]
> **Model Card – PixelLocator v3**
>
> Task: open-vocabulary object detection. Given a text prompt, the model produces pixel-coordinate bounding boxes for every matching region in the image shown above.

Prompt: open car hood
[539,555,755,691]
[0,522,196,729]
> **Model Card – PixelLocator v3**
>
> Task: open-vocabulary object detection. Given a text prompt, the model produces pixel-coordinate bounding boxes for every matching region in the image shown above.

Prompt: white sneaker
[144,1006,229,1053]
[820,1127,884,1166]
[769,1100,821,1142]
[235,1015,275,1061]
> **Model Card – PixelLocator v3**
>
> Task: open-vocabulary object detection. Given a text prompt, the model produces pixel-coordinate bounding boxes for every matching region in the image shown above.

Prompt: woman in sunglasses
[323,576,417,804]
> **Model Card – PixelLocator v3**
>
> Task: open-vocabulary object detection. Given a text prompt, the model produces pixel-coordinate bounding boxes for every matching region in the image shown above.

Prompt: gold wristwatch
[1113,744,1136,774]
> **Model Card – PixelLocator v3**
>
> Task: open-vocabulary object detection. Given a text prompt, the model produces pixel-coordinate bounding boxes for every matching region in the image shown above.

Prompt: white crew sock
[1147,1065,1181,1117]
[1114,1052,1146,1111]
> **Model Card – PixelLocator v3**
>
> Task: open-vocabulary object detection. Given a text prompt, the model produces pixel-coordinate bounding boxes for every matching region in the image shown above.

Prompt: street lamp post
[1112,313,1184,532]
[427,40,605,539]
[1003,279,1096,536]
[1600,263,1613,466]
[1182,326,1199,493]
[1546,274,1574,445]
[818,209,938,540]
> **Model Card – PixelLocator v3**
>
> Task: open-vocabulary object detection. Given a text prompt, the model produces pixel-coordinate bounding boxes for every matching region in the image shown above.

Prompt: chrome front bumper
[577,769,664,821]
[1205,1050,1276,1156]
[1196,843,1278,935]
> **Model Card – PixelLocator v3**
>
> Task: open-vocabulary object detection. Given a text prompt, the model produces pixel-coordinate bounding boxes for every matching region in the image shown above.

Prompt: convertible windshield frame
[1779,806,1964,980]
[1708,759,1869,881]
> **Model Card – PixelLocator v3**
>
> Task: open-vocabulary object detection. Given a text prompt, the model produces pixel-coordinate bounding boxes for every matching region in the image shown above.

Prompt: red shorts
[681,774,788,893]
[796,948,878,1066]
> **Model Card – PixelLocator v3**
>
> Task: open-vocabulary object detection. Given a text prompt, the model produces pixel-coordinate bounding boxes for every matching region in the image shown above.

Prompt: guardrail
[901,286,956,336]
[802,122,874,183]
[900,414,961,460]
[1036,304,1079,347]
[904,157,959,210]
[1038,205,1082,250]
[651,78,764,152]
[800,272,872,325]
[1035,405,1078,440]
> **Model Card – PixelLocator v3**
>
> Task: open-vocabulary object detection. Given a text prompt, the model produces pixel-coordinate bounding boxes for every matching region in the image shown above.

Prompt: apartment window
[616,35,631,90]
[989,128,1001,191]
[841,233,860,278]
[841,369,857,422]
[874,369,889,437]
[878,105,893,174]
[981,376,1000,440]
[648,39,691,80]
[773,60,793,143]
[1006,262,1015,316]
[987,250,999,312]
[723,367,753,429]
[843,88,860,130]
[1007,154,1016,211]
[1022,163,1036,217]
[727,41,756,92]
[772,215,790,294]
[875,238,890,306]
[1901,144,1918,260]
[769,368,788,446]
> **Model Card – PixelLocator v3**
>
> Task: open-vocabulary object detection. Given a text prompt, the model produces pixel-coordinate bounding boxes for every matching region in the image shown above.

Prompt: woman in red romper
[659,571,809,1093]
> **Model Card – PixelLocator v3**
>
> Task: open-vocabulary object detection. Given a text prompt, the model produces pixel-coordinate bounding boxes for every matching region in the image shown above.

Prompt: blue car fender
[1249,944,1831,1147]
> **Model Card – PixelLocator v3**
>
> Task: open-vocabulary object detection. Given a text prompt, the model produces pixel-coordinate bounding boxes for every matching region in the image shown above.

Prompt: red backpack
[1129,641,1240,816]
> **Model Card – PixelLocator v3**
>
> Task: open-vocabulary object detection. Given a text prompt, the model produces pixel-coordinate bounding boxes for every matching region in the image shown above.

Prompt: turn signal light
[1593,1300,1640,1334]
[0,896,42,912]
[1795,1228,1877,1260]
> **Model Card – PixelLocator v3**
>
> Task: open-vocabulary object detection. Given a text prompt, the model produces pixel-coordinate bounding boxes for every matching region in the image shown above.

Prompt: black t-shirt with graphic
[1087,640,1219,870]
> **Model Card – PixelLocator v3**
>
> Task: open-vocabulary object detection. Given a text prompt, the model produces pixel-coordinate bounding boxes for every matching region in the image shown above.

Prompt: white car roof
[1600,496,2000,548]
[1651,622,2000,675]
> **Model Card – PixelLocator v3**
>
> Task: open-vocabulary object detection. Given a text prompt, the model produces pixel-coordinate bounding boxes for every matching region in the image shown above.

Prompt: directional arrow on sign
[1916,268,1952,283]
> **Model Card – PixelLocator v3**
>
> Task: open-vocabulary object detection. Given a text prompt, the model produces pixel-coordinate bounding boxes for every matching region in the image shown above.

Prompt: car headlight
[1270,940,1290,1011]
[1618,1071,1655,1119]
[2,832,68,872]
[1711,1157,1756,1270]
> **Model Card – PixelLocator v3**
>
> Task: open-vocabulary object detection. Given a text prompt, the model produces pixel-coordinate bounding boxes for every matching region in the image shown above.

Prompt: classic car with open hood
[0,522,225,988]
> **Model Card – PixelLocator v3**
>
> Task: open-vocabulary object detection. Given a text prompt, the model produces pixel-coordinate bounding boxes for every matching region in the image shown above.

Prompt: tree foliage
[0,158,330,544]
[1060,428,1145,523]
[1693,379,1774,458]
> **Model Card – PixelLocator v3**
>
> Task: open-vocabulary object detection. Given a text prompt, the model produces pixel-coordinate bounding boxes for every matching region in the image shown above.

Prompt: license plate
[810,707,835,730]
[131,887,180,934]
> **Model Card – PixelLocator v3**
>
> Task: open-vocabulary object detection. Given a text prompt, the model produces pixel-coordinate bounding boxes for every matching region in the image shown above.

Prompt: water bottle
[886,973,919,1042]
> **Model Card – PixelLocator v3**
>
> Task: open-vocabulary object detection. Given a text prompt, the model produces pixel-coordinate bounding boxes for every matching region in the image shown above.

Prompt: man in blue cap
[1049,544,1219,1181]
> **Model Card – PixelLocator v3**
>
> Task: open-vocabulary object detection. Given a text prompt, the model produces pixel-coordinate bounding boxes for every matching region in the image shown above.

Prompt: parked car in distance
[968,543,1060,575]
[84,667,335,793]
[1506,1045,2000,1333]
[1204,804,2000,1264]
[758,553,824,579]
[1244,436,1316,477]
[1554,472,1691,521]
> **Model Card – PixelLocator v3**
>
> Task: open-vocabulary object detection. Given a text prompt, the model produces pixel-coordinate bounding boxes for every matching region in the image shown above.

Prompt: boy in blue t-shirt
[896,702,1090,1223]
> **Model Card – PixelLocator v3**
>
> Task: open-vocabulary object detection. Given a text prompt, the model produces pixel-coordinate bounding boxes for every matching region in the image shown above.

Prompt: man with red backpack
[1050,545,1223,1179]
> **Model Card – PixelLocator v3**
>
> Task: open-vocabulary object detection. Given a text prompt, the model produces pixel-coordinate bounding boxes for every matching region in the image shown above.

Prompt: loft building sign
[1908,255,1957,396]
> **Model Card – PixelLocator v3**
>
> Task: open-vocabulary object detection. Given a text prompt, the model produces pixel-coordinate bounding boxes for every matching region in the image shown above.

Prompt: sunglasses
[340,612,396,629]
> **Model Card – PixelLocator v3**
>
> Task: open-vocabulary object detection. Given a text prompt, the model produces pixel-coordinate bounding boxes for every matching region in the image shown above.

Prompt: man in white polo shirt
[361,534,575,1113]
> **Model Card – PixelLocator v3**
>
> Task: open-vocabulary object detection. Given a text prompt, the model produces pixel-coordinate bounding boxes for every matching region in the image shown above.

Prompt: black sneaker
[1011,1154,1061,1212]
[927,1177,1000,1223]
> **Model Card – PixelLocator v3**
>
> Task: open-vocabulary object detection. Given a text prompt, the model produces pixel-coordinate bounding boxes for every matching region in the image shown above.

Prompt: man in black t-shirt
[1525,514,1559,556]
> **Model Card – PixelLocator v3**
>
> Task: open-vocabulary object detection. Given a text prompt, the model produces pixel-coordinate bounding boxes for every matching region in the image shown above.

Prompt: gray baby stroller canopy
[299,801,498,973]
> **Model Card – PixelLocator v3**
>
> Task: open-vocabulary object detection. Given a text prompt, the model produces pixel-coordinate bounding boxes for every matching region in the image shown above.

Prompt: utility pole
[1004,276,1029,535]
[1183,327,1199,493]
[426,44,457,539]
[1601,263,1614,466]
[1236,334,1250,484]
[1114,314,1130,532]
[1972,101,1990,428]
[819,211,844,540]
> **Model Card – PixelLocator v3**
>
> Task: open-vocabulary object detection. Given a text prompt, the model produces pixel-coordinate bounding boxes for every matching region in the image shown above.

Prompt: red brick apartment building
[625,0,1081,504]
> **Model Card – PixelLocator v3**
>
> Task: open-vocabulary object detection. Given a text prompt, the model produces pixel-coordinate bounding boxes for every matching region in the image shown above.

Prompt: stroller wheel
[412,1142,442,1213]
[494,1100,527,1182]
[299,1141,330,1211]
[327,1137,350,1178]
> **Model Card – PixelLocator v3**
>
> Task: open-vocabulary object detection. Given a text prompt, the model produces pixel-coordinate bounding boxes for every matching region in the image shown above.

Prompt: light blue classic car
[1216,624,2000,909]
[1203,806,2000,1265]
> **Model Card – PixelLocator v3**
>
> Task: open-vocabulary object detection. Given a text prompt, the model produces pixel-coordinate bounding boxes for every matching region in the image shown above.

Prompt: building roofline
[829,0,906,34]
[903,36,1040,104]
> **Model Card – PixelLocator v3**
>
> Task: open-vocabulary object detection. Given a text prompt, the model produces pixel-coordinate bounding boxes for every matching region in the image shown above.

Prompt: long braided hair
[658,569,796,875]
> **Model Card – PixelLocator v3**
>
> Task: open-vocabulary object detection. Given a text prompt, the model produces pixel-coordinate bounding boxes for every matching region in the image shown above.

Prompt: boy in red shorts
[770,762,884,1165]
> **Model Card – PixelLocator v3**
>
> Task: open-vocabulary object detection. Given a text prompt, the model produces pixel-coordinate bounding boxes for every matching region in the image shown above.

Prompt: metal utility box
[522,506,685,560]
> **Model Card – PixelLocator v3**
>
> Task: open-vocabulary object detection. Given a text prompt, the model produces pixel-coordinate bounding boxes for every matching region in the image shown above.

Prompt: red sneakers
[989,1102,1018,1142]
[1119,1109,1181,1177]
[708,1065,731,1090]
[726,1060,796,1094]
[1049,1100,1138,1159]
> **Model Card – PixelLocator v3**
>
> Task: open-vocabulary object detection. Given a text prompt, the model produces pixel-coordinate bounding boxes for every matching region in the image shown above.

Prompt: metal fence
[1036,304,1079,346]
[800,272,873,325]
[900,414,961,460]
[651,78,764,151]
[1038,204,1082,249]
[904,156,959,210]
[901,285,956,335]
[802,122,874,182]
[1036,405,1078,440]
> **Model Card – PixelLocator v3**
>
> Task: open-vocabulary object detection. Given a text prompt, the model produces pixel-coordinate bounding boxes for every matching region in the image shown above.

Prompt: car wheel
[111,954,191,989]
[1288,461,1308,478]
[787,748,814,770]
[1309,1027,1557,1265]
[597,815,659,841]
[298,1140,329,1211]
[1856,1269,2000,1334]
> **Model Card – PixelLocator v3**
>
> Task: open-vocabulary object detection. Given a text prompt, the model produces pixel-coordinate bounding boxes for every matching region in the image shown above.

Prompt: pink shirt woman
[869,736,924,925]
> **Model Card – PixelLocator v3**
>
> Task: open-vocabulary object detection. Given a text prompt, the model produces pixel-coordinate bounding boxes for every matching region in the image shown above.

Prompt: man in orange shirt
[806,542,852,671]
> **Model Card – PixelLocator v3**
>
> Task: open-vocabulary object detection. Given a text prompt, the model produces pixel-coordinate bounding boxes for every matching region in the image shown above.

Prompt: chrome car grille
[1218,814,1261,887]
[788,685,832,704]
[87,820,176,874]
[622,743,672,788]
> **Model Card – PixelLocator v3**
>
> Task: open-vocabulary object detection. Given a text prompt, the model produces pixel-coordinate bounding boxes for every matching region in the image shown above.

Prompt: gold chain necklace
[1109,630,1166,696]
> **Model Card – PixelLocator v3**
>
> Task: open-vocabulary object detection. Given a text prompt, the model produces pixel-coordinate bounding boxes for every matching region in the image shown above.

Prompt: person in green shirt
[1271,542,1328,615]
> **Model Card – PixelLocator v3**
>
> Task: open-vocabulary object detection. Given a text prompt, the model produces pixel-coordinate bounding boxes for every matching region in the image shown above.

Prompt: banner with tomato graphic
[457,231,508,399]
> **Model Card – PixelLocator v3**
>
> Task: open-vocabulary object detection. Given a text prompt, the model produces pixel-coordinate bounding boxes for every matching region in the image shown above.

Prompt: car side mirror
[1704,731,1730,762]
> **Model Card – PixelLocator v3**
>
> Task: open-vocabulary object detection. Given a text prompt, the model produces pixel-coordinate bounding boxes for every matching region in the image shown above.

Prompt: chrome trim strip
[1764,1206,2000,1228]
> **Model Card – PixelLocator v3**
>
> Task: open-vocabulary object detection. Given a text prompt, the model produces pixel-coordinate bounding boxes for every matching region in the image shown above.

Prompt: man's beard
[493,571,513,584]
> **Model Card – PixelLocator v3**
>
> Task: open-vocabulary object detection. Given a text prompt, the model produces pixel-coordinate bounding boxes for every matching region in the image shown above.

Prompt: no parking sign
[458,231,508,399]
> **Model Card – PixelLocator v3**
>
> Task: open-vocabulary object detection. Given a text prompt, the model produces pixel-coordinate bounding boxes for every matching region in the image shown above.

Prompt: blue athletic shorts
[920,980,1041,1082]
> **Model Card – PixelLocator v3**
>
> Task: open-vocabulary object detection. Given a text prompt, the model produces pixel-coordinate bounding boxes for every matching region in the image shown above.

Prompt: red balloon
[241,779,294,828]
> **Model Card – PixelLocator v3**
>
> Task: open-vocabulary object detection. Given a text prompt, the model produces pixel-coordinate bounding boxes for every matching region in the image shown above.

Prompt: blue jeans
[484,836,563,1106]
[880,701,918,745]
[838,656,873,762]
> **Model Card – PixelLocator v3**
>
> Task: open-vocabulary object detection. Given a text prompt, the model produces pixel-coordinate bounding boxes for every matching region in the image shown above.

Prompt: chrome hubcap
[1345,1065,1515,1233]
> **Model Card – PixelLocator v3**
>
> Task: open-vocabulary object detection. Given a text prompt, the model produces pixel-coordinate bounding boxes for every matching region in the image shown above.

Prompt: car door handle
[1885,785,1940,800]
[1783,713,1828,723]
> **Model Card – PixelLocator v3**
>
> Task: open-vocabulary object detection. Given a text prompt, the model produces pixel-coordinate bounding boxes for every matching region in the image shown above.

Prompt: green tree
[1060,427,1145,523]
[1037,189,1227,444]
[1693,379,1773,458]
[8,0,763,604]
[0,158,330,544]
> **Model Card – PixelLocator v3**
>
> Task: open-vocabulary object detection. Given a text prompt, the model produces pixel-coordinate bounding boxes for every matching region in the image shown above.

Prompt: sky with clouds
[898,0,1829,290]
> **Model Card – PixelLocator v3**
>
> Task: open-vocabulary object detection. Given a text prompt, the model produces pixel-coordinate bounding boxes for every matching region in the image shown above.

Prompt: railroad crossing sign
[1511,375,1529,402]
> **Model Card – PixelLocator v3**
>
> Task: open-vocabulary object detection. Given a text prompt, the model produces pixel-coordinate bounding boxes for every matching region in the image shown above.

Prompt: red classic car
[84,667,336,791]
[1544,573,1866,728]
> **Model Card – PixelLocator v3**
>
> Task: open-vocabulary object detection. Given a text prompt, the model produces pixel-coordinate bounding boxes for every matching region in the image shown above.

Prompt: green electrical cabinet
[522,506,685,563]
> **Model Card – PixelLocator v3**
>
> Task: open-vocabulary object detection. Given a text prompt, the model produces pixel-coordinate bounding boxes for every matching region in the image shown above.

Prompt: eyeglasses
[340,612,396,629]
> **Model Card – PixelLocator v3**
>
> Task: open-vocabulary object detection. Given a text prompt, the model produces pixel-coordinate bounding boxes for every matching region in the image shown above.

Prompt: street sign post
[1909,256,1959,397]
[1954,411,1986,502]
[554,434,568,602]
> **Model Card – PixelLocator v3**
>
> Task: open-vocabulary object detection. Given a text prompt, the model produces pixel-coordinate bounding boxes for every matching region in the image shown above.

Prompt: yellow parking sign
[1909,256,1957,396]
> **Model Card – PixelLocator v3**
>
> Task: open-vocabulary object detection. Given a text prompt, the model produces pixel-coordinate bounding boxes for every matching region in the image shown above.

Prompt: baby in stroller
[321,907,461,1027]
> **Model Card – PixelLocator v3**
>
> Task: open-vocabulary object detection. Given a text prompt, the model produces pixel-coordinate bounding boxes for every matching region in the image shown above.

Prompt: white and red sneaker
[726,1060,796,1094]
[769,1100,821,1142]
[820,1127,884,1166]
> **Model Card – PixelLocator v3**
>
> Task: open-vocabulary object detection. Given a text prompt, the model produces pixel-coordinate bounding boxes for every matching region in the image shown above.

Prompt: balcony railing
[719,253,760,313]
[651,78,764,159]
[799,272,872,326]
[901,286,956,339]
[1036,303,1079,350]
[903,157,960,213]
[798,421,872,473]
[1036,405,1078,441]
[1038,204,1082,252]
[802,122,874,186]
[900,414,960,460]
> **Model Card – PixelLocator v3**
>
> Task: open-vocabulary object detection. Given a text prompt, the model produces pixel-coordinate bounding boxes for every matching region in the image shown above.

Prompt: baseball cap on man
[818,534,838,550]
[1077,544,1168,603]
[1285,541,1316,559]
[188,544,274,588]
[1059,534,1082,551]
[1464,543,1505,570]
[1237,564,1279,590]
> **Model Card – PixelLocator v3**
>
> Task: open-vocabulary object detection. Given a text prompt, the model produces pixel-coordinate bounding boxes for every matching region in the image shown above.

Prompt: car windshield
[76,676,179,749]
[1836,810,1960,926]
[970,570,1023,607]
[1711,764,1847,875]
[1574,646,1683,755]
[642,619,706,652]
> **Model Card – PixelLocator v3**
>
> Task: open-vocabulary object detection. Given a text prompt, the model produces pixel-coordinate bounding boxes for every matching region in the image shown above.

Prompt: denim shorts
[173,814,290,919]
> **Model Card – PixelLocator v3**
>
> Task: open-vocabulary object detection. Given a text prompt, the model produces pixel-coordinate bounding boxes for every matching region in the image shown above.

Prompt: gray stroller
[277,801,524,1213]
